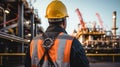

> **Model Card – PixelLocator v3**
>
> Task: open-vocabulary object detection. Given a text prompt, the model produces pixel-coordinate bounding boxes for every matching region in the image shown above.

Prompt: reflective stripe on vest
[30,33,74,67]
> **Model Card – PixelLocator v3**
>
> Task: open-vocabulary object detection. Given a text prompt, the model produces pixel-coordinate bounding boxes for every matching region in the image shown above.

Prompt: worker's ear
[63,19,67,29]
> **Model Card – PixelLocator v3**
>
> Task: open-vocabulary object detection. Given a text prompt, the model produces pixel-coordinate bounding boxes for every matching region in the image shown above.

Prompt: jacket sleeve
[70,38,89,67]
[25,46,31,67]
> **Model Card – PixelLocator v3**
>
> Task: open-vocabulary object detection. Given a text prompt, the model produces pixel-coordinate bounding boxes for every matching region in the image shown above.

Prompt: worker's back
[25,0,89,67]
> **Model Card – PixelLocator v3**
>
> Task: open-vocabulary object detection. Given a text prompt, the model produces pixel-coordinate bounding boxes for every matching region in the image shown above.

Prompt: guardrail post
[0,56,2,65]
[113,55,115,63]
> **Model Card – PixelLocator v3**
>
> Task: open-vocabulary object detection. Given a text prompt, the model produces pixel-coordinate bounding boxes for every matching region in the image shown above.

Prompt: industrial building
[0,0,43,66]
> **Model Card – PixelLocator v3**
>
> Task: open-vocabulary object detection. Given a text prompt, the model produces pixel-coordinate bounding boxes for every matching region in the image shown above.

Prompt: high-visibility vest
[30,33,74,67]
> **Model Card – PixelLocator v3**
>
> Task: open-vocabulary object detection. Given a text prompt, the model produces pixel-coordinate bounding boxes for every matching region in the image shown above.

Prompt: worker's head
[45,0,68,29]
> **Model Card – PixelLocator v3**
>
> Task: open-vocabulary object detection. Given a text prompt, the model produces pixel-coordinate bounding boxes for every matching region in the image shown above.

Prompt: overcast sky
[29,0,120,35]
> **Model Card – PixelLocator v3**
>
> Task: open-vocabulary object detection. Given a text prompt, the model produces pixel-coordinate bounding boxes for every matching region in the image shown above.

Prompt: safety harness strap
[31,32,74,67]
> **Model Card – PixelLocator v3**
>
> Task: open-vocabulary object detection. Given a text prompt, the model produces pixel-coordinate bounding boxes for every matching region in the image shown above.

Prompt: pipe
[0,15,18,26]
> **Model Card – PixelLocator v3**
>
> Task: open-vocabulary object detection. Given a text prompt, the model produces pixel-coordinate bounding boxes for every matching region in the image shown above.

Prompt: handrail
[0,53,120,56]
[0,53,120,63]
[0,53,26,56]
[86,54,120,56]
[86,53,120,63]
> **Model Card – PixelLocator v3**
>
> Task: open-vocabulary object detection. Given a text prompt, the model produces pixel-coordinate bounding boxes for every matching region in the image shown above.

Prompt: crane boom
[96,13,103,28]
[75,8,86,29]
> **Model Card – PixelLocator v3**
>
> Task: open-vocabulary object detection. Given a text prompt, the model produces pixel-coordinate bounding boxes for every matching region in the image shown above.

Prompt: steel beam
[18,2,24,53]
[30,13,34,40]
[0,23,17,31]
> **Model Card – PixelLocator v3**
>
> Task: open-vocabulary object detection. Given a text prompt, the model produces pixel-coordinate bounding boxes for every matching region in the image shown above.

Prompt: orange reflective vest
[30,33,74,67]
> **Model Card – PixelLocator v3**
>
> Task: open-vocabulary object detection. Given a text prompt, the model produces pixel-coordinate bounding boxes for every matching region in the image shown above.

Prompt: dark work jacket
[25,25,89,67]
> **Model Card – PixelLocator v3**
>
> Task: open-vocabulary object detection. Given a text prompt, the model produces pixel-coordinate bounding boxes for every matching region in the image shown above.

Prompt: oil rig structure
[74,8,120,54]
[74,8,120,62]
[75,9,120,53]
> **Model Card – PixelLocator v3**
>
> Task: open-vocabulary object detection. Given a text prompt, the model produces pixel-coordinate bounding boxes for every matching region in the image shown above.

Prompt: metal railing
[0,53,120,64]
[0,53,26,56]
[0,53,26,65]
[86,54,120,63]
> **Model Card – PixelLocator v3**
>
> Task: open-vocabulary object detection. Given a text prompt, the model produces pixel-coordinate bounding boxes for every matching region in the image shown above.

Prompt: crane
[96,13,104,29]
[75,8,86,30]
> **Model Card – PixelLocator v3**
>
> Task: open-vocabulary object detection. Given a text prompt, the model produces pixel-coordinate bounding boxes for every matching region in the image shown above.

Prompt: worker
[25,0,89,67]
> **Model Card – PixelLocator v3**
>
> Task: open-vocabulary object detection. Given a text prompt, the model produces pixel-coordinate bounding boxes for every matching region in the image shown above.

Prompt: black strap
[38,33,55,67]
[38,48,55,67]
[46,48,55,67]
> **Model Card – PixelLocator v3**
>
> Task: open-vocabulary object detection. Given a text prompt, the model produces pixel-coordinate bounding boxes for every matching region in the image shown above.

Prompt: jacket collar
[42,25,67,39]
[45,25,67,34]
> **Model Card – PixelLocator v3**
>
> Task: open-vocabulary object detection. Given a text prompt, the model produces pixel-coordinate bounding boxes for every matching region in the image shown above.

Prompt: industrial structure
[75,8,120,62]
[0,0,43,66]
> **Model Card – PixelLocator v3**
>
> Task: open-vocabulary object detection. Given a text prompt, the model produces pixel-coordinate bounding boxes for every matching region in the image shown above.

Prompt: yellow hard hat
[45,0,68,19]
